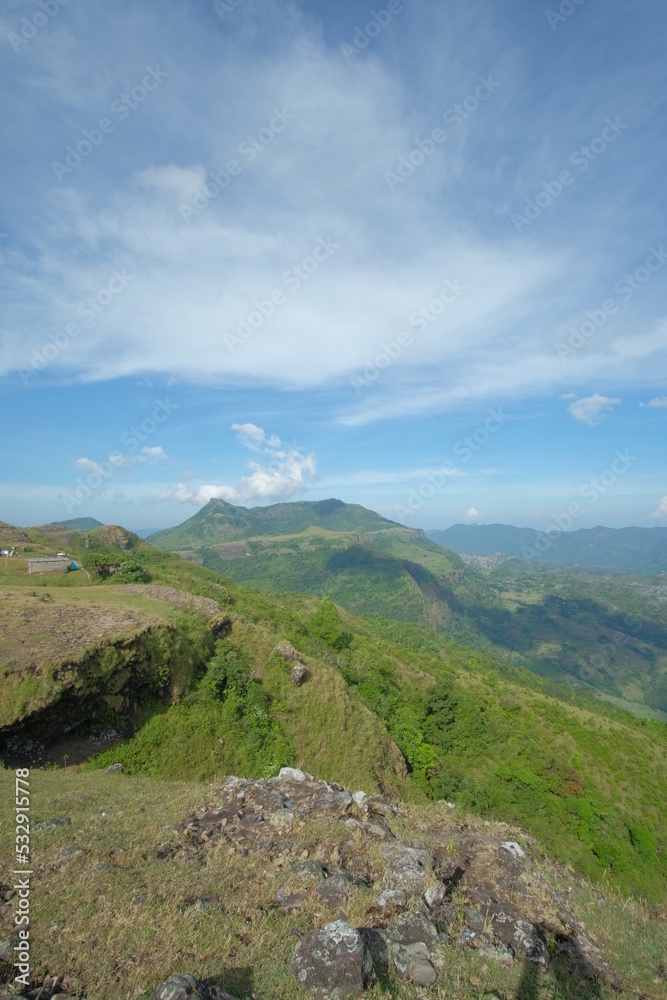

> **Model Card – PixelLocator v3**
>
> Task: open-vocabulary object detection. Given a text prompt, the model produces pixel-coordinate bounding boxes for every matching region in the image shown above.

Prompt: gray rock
[407,959,437,985]
[34,817,71,831]
[275,887,308,911]
[132,894,147,906]
[424,883,447,909]
[90,861,112,873]
[290,663,307,686]
[0,936,17,963]
[382,843,434,894]
[391,940,431,975]
[377,889,407,913]
[464,907,486,932]
[105,762,123,773]
[291,860,326,881]
[316,874,354,908]
[477,940,514,966]
[352,791,368,808]
[47,921,65,936]
[152,973,235,1000]
[500,841,526,861]
[192,892,222,912]
[273,643,300,662]
[385,911,439,951]
[278,766,311,783]
[291,920,375,999]
[54,845,82,861]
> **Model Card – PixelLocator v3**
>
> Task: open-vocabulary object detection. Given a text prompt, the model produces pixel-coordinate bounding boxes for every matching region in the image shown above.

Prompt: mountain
[148,497,472,627]
[427,523,667,575]
[50,516,105,531]
[149,497,401,547]
[147,501,667,719]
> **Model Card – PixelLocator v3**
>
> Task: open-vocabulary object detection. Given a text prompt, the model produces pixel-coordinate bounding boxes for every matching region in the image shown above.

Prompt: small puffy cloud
[141,446,166,460]
[156,425,317,506]
[560,392,578,401]
[640,396,667,409]
[648,496,667,520]
[466,507,480,519]
[74,457,106,477]
[567,393,621,425]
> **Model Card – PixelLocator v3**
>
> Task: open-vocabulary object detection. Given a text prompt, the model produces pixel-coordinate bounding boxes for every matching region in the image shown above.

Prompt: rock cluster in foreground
[0,767,618,1000]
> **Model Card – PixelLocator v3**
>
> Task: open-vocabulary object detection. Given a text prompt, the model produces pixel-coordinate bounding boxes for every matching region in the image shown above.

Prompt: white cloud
[141,446,166,460]
[156,424,317,506]
[134,164,207,204]
[648,496,667,520]
[466,506,480,519]
[642,396,667,409]
[74,457,106,477]
[567,393,621,426]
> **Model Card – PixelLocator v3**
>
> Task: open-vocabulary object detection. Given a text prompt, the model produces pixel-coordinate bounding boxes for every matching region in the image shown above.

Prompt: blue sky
[1,0,666,532]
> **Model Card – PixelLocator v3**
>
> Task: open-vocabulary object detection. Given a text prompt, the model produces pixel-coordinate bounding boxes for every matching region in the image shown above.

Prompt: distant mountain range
[426,523,667,575]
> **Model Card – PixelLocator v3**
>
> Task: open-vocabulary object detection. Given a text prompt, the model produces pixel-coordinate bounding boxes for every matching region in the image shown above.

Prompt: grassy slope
[3,524,666,903]
[1,767,665,1000]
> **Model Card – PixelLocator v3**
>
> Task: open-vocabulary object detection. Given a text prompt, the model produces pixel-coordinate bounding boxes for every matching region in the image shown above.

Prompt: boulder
[406,958,438,985]
[377,889,407,914]
[382,843,434,894]
[290,663,307,686]
[291,920,375,999]
[316,873,354,908]
[273,644,300,662]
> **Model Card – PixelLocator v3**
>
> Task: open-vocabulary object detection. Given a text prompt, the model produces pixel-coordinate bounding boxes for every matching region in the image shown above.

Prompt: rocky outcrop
[5,771,617,999]
[165,768,617,995]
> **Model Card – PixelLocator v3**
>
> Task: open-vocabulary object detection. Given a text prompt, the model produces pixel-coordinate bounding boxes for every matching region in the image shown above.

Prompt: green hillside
[146,501,667,718]
[2,521,665,908]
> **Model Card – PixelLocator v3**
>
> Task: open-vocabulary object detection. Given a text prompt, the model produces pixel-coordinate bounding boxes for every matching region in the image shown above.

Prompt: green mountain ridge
[148,497,401,547]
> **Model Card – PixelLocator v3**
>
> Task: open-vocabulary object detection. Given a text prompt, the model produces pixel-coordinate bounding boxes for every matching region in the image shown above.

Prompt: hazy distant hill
[50,517,105,531]
[427,523,667,575]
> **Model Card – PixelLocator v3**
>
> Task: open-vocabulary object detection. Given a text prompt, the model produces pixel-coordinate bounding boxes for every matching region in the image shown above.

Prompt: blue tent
[68,561,80,571]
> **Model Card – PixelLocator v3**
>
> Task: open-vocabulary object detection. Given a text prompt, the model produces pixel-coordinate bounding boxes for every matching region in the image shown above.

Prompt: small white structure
[28,557,69,575]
